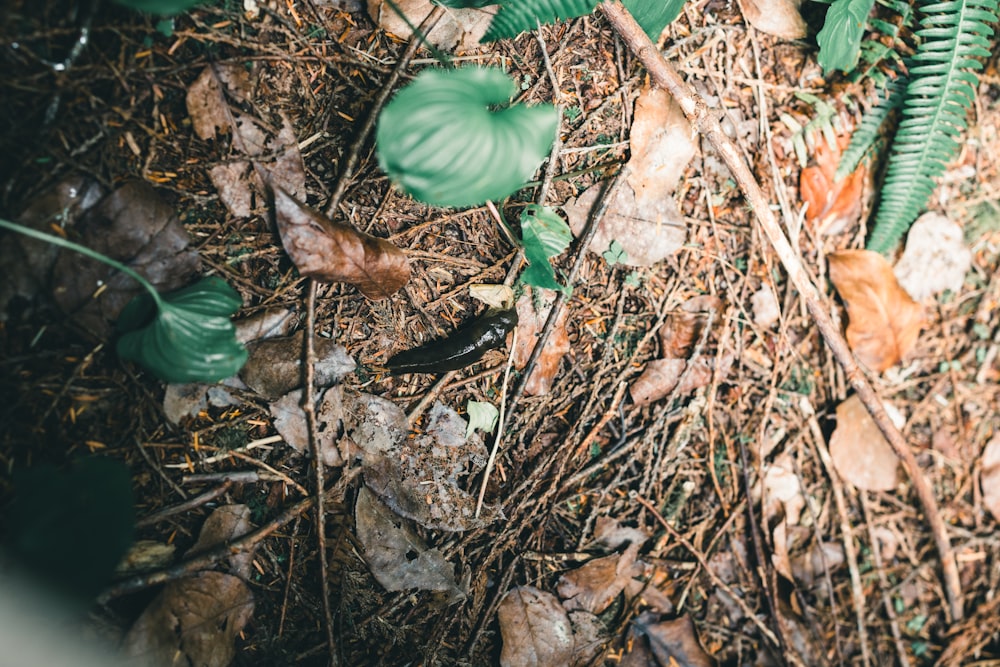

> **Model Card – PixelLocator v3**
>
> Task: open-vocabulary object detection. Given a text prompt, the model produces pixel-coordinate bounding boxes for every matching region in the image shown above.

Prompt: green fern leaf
[867,0,997,253]
[836,76,907,180]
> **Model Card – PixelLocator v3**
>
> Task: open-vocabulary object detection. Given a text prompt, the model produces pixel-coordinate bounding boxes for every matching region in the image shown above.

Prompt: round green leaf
[376,67,558,208]
[117,276,248,383]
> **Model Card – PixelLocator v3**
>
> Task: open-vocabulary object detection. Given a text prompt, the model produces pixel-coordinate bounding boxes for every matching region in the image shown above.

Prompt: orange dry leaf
[513,288,570,396]
[800,132,867,235]
[828,250,923,372]
[829,395,901,491]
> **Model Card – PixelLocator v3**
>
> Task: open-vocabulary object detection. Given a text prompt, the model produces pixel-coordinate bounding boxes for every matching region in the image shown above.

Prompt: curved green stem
[0,217,163,308]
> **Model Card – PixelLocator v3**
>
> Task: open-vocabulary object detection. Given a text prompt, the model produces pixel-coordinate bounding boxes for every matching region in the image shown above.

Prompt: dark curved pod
[387,308,518,374]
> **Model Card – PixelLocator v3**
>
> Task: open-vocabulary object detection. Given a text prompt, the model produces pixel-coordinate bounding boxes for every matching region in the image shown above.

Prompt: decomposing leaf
[799,131,867,235]
[629,356,734,407]
[979,435,1000,522]
[497,586,574,667]
[829,394,902,491]
[630,613,715,667]
[116,540,176,575]
[592,516,649,551]
[751,285,781,329]
[893,212,971,301]
[363,402,497,530]
[0,174,104,318]
[163,381,241,425]
[791,541,845,588]
[272,186,409,300]
[569,610,611,667]
[469,283,514,309]
[828,249,924,372]
[122,571,254,667]
[234,307,298,344]
[513,288,570,396]
[270,387,348,467]
[186,505,255,578]
[186,64,305,217]
[368,0,496,52]
[659,295,724,358]
[628,85,698,198]
[736,0,807,39]
[557,543,641,614]
[564,178,686,268]
[241,331,356,399]
[355,487,465,601]
[763,453,805,526]
[49,181,201,339]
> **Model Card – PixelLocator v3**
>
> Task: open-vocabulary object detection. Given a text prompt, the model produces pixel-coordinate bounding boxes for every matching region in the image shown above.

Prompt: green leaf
[8,458,134,603]
[519,204,572,293]
[466,400,500,437]
[817,0,877,73]
[117,276,248,383]
[602,239,628,265]
[376,67,557,208]
[483,0,683,42]
[112,0,203,15]
[623,0,687,41]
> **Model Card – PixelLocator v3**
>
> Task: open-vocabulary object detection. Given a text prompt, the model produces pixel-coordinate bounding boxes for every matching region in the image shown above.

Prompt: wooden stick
[599,0,962,622]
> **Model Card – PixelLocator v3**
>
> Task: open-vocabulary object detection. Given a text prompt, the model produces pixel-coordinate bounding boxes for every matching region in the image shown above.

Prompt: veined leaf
[519,204,572,293]
[117,276,248,383]
[483,0,682,42]
[376,67,557,208]
[112,0,202,14]
[817,0,877,73]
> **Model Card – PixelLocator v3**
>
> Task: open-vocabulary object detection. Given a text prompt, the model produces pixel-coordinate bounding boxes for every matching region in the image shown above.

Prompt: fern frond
[867,0,997,253]
[836,76,907,180]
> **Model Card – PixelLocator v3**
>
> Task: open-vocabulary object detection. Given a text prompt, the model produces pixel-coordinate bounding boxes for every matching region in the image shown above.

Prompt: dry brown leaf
[233,307,298,345]
[186,505,255,578]
[272,186,409,300]
[241,331,356,399]
[631,613,715,667]
[736,0,806,38]
[186,64,305,217]
[800,132,867,235]
[269,387,348,467]
[368,0,496,52]
[355,487,465,601]
[122,571,254,667]
[497,586,574,667]
[658,295,724,358]
[564,181,686,267]
[829,394,901,491]
[828,249,924,372]
[894,212,972,301]
[557,543,641,614]
[115,540,176,575]
[980,435,1000,522]
[791,541,845,588]
[628,86,698,198]
[751,285,781,329]
[513,288,570,396]
[629,355,733,406]
[568,610,611,667]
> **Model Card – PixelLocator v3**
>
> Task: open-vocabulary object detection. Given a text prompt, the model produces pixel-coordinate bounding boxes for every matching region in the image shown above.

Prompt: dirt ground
[2,0,1000,665]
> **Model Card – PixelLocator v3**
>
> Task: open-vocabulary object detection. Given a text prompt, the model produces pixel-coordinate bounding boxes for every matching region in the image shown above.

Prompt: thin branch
[599,0,962,622]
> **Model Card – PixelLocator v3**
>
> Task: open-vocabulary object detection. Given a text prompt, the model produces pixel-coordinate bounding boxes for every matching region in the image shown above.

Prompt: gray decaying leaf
[557,543,641,614]
[162,380,242,425]
[354,487,465,602]
[50,181,201,339]
[269,386,349,467]
[186,505,256,579]
[363,402,498,531]
[186,64,306,217]
[569,611,611,667]
[498,586,574,667]
[893,212,972,301]
[591,516,649,551]
[241,331,356,399]
[367,0,496,52]
[272,187,409,300]
[0,174,104,319]
[122,571,254,667]
[234,307,298,344]
[630,613,715,667]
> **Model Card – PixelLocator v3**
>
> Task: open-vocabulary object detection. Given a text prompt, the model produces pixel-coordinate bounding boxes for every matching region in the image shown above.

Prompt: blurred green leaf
[602,239,628,265]
[117,276,248,383]
[817,0,876,73]
[466,400,499,437]
[376,67,557,208]
[519,204,572,293]
[113,0,203,15]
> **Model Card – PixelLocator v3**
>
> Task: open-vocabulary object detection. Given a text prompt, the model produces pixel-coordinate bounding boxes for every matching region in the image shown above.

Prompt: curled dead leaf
[557,543,641,614]
[736,0,806,39]
[498,586,574,667]
[629,355,733,407]
[186,505,255,578]
[800,132,867,236]
[368,0,496,52]
[828,249,923,372]
[513,288,570,396]
[272,186,409,300]
[829,394,902,491]
[241,331,356,399]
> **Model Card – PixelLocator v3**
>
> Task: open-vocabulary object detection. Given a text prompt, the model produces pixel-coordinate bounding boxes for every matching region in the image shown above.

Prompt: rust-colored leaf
[629,355,733,407]
[829,394,901,491]
[828,250,923,372]
[628,85,698,198]
[556,543,641,614]
[513,288,570,396]
[979,435,1000,522]
[736,0,806,39]
[272,186,409,300]
[497,586,574,667]
[659,295,724,358]
[800,132,867,236]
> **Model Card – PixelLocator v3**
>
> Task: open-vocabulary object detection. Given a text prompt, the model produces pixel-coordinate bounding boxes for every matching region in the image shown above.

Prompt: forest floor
[2,0,1000,665]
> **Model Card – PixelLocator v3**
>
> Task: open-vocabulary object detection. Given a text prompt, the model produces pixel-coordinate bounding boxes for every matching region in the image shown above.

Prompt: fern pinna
[867,0,998,253]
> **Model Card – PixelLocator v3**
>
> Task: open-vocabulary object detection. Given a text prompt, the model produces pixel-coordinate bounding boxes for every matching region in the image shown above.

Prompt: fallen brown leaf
[186,505,255,578]
[513,288,570,396]
[497,586,574,667]
[557,543,641,614]
[628,85,698,198]
[800,132,867,236]
[829,394,901,491]
[828,249,924,372]
[630,613,715,667]
[659,295,724,358]
[368,0,496,52]
[980,435,1000,522]
[736,0,806,39]
[241,331,356,399]
[122,571,254,667]
[355,487,465,602]
[629,355,733,406]
[272,186,409,300]
[269,387,348,467]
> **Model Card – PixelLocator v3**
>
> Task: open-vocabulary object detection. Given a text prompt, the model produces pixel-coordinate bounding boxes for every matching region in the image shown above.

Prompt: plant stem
[0,217,163,308]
